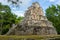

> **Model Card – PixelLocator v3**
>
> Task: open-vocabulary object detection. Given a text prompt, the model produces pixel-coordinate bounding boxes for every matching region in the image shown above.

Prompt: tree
[45,5,60,34]
[0,3,17,35]
[15,17,24,24]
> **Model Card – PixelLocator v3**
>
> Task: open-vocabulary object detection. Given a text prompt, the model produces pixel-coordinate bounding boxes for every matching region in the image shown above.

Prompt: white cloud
[19,0,31,5]
[0,0,11,5]
[43,0,55,2]
[19,0,32,8]
[48,0,60,4]
[49,0,55,2]
[44,0,60,5]
[56,0,60,5]
[0,0,32,6]
[0,0,7,5]
[12,11,24,17]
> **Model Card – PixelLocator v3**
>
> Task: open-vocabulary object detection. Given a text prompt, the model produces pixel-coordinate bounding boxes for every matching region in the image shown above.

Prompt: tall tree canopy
[46,5,60,34]
[0,3,19,35]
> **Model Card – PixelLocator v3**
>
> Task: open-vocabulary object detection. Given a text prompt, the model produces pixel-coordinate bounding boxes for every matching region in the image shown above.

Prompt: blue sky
[0,0,60,16]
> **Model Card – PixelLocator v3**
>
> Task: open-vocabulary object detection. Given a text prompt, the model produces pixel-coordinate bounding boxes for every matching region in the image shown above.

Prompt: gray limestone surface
[6,2,57,35]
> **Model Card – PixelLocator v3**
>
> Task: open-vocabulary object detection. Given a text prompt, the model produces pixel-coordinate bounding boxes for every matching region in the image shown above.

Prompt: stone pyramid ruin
[6,2,57,35]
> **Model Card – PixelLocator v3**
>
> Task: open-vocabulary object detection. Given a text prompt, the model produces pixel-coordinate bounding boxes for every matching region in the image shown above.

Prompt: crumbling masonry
[6,2,57,35]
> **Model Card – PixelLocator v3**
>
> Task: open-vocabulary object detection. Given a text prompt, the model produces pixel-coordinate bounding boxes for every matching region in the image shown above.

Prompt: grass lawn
[0,35,60,40]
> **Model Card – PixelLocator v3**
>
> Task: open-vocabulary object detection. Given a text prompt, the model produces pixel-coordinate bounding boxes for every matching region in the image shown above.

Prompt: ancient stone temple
[6,2,57,35]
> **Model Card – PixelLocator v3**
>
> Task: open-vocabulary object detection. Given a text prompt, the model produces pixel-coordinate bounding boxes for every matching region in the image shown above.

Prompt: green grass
[0,35,60,40]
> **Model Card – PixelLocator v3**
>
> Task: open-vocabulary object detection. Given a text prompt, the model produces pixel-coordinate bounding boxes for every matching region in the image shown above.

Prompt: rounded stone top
[32,2,40,8]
